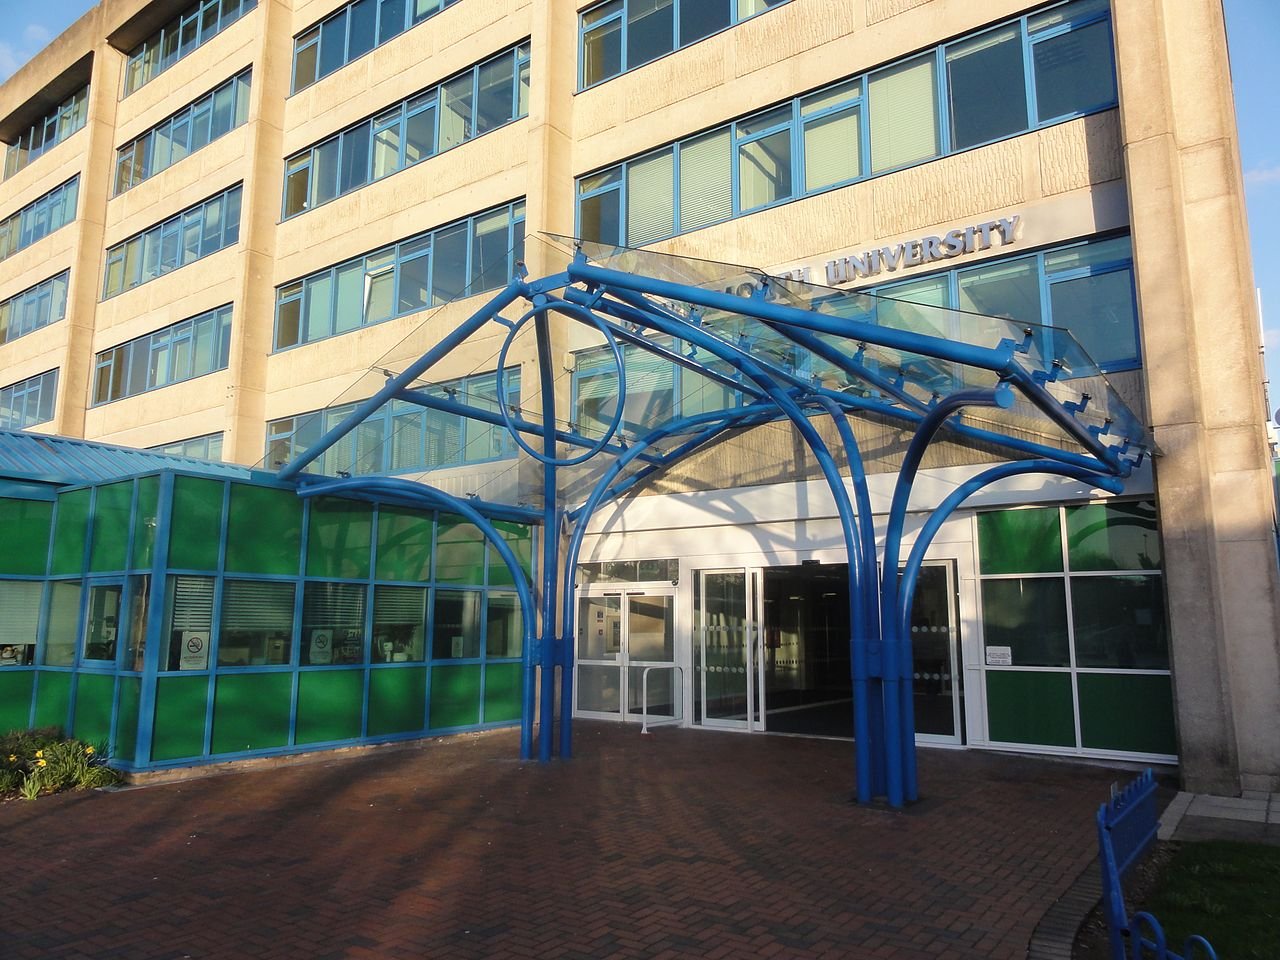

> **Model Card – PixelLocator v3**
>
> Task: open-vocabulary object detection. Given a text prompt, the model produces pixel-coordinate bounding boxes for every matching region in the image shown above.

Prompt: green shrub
[0,730,121,799]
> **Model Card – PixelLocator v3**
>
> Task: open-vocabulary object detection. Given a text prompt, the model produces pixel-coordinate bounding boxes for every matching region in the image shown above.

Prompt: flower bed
[1,728,123,800]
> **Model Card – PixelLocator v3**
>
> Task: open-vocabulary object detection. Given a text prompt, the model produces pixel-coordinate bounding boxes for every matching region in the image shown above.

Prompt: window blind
[627,150,676,245]
[803,106,860,193]
[678,130,732,231]
[221,580,295,631]
[0,581,41,644]
[374,585,427,624]
[303,582,366,626]
[868,55,939,174]
[170,576,214,631]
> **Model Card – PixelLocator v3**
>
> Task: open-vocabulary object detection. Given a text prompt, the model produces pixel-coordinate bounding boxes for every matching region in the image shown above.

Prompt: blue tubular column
[295,476,540,760]
[533,303,561,762]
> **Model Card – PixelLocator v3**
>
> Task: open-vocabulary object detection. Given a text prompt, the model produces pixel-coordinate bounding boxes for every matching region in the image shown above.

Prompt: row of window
[103,184,243,300]
[124,0,257,97]
[284,43,529,218]
[274,199,524,350]
[0,369,58,431]
[578,0,1116,247]
[0,177,79,263]
[266,368,521,476]
[149,433,225,461]
[580,0,788,89]
[3,87,89,181]
[0,271,69,347]
[115,70,252,196]
[292,0,463,94]
[92,305,233,407]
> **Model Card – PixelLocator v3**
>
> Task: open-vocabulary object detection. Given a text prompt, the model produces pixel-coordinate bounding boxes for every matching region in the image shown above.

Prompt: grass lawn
[1142,840,1280,959]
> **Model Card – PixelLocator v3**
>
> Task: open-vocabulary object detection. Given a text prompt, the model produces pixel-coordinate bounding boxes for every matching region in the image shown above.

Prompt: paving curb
[1027,855,1102,960]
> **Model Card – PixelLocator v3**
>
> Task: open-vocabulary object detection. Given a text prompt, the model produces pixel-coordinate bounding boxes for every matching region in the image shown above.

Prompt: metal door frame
[573,584,677,722]
[694,567,766,732]
[912,559,964,747]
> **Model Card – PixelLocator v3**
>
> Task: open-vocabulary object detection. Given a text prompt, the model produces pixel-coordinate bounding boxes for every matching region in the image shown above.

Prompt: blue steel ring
[495,299,627,467]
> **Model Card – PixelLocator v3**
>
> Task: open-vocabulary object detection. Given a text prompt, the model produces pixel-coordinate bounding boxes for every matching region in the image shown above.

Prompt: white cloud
[22,24,51,48]
[1245,164,1280,186]
[0,24,54,84]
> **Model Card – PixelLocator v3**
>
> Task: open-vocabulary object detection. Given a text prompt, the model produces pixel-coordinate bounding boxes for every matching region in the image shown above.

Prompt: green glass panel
[72,673,115,748]
[483,662,521,723]
[981,578,1069,666]
[152,675,209,761]
[89,482,133,573]
[225,485,303,576]
[169,476,224,571]
[0,670,34,732]
[295,669,364,744]
[211,672,293,754]
[985,670,1075,747]
[1072,575,1168,669]
[0,499,52,575]
[131,476,160,570]
[50,489,91,576]
[1066,500,1161,571]
[114,676,141,762]
[429,663,481,729]
[977,508,1063,575]
[1078,672,1176,755]
[33,670,73,731]
[489,521,532,586]
[375,507,433,582]
[307,497,373,579]
[436,517,485,584]
[367,666,426,736]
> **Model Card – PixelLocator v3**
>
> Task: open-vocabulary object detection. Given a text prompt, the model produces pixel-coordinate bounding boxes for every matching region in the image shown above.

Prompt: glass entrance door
[695,569,763,729]
[908,562,963,743]
[575,590,675,721]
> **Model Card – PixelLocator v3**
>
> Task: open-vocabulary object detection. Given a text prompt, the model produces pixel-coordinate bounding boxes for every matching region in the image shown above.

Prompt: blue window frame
[0,177,79,262]
[0,270,69,346]
[576,0,1117,245]
[115,70,252,195]
[283,43,529,219]
[3,86,89,181]
[578,0,790,89]
[0,368,58,430]
[91,305,233,405]
[274,200,525,350]
[148,433,225,461]
[264,368,522,475]
[103,185,242,299]
[123,0,256,96]
[291,0,464,94]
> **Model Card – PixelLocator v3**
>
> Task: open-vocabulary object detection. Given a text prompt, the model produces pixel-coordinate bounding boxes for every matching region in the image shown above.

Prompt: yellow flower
[34,750,43,758]
[6,755,14,763]
[36,758,47,767]
[85,746,95,756]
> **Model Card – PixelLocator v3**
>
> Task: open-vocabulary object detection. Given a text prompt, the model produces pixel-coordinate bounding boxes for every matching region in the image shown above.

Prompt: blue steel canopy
[275,234,1150,807]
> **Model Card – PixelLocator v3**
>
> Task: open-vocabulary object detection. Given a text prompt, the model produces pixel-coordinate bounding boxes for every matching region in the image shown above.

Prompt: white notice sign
[180,631,209,671]
[309,629,334,665]
[986,645,1013,667]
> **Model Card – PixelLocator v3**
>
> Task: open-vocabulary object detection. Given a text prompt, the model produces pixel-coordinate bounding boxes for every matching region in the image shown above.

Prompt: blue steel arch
[276,242,1149,808]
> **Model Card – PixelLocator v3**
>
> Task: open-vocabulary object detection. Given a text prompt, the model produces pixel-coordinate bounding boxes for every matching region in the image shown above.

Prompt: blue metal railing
[1097,770,1219,960]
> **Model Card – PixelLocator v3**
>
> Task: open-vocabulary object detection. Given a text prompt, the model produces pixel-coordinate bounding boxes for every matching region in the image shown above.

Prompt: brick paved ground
[1,723,1133,960]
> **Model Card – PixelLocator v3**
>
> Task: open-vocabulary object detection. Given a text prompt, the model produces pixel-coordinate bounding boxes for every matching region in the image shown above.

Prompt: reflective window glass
[947,26,1027,149]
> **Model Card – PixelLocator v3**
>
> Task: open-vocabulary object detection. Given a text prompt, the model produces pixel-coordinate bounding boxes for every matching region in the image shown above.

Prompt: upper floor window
[124,0,257,97]
[92,304,233,405]
[3,86,89,181]
[274,199,525,350]
[0,369,58,430]
[265,368,521,476]
[579,0,790,89]
[0,271,70,346]
[292,0,463,94]
[149,432,225,461]
[577,0,1116,246]
[115,70,252,195]
[103,184,242,299]
[0,177,79,262]
[283,43,528,219]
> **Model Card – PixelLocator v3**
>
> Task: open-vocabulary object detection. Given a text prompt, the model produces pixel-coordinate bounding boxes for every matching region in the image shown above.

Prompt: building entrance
[575,590,677,722]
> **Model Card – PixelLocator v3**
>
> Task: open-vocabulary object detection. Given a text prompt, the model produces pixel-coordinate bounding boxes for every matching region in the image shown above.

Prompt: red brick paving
[1,723,1129,959]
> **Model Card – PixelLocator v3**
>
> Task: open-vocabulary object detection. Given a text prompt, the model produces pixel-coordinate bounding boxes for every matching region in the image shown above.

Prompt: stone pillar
[1113,0,1280,793]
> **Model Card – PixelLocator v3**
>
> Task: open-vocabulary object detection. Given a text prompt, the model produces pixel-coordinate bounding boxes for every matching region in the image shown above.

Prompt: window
[0,271,69,345]
[579,0,788,88]
[301,582,367,664]
[150,433,224,461]
[291,0,463,93]
[576,0,1118,245]
[0,369,58,429]
[0,581,42,666]
[274,200,524,348]
[373,585,426,662]
[219,579,294,666]
[4,85,89,180]
[0,177,79,262]
[164,576,214,670]
[124,0,255,96]
[283,44,528,218]
[92,305,233,405]
[432,590,480,659]
[265,368,521,477]
[43,580,81,666]
[103,185,242,298]
[115,70,251,195]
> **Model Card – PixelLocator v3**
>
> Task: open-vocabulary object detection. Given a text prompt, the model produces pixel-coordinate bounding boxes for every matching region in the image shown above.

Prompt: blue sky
[1,0,1278,416]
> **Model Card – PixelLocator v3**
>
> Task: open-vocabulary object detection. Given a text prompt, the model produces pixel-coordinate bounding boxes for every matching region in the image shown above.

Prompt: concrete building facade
[1,0,1277,793]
